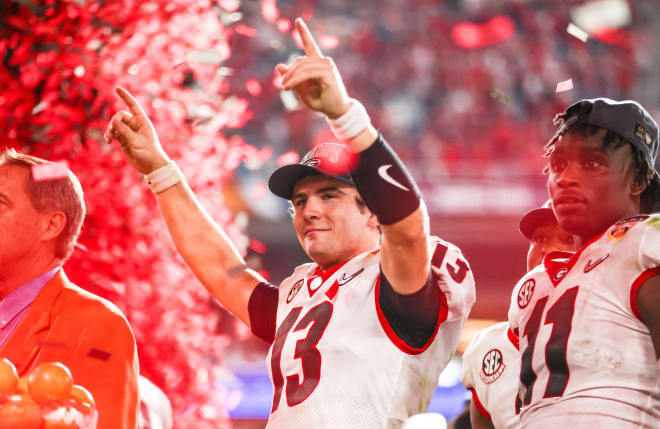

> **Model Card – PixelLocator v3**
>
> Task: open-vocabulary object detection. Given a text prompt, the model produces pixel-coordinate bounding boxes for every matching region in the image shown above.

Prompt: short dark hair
[544,102,660,213]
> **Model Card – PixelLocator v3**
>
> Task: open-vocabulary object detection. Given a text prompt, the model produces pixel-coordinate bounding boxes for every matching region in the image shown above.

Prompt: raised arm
[278,19,430,294]
[105,88,265,326]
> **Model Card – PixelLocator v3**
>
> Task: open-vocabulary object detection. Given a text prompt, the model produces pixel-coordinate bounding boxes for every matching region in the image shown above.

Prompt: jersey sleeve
[639,215,660,269]
[461,333,481,390]
[429,237,476,323]
[507,280,522,337]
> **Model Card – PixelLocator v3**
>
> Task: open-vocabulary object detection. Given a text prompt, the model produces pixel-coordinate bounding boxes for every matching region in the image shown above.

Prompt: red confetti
[248,238,267,254]
[450,15,515,49]
[234,24,257,38]
[556,78,574,93]
[319,35,339,50]
[245,78,262,96]
[31,161,69,182]
[252,182,267,200]
[276,18,291,33]
[261,0,279,24]
[276,150,300,166]
[218,0,241,12]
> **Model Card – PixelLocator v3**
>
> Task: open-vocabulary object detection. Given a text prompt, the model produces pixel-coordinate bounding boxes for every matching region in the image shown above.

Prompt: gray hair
[0,148,85,261]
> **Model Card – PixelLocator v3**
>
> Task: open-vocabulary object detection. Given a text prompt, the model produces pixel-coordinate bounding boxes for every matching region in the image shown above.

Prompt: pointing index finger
[115,86,147,118]
[295,18,323,58]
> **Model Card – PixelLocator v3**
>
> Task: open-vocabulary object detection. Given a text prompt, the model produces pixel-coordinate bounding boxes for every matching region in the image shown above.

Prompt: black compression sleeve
[248,282,279,343]
[350,134,421,225]
[378,269,441,348]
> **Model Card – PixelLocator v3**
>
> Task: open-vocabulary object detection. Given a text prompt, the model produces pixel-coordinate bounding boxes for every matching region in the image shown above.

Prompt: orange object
[70,384,95,408]
[17,375,29,394]
[0,358,18,394]
[42,406,81,429]
[0,270,138,429]
[0,395,43,429]
[28,362,73,403]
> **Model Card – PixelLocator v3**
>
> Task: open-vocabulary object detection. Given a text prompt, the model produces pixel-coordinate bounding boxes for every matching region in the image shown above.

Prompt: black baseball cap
[269,143,356,200]
[519,200,557,240]
[559,98,659,181]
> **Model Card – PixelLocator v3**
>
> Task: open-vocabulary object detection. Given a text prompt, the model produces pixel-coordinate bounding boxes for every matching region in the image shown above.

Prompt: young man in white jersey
[508,98,660,428]
[461,204,575,429]
[105,18,475,428]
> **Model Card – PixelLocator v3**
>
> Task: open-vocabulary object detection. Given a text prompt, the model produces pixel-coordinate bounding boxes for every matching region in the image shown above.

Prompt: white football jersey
[265,236,475,429]
[461,322,521,429]
[508,215,660,428]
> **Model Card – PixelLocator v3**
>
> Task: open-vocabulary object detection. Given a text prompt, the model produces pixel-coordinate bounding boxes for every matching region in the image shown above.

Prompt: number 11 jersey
[508,215,660,428]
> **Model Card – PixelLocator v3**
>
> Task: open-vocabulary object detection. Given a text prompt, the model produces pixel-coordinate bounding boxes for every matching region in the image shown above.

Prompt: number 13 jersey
[266,237,475,428]
[508,215,660,428]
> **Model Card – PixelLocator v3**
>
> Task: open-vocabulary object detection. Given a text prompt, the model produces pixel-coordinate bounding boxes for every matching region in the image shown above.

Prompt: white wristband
[145,161,182,194]
[326,99,371,141]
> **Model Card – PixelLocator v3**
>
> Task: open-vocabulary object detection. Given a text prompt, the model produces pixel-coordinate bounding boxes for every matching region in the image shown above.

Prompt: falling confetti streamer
[277,150,300,166]
[556,78,574,93]
[319,35,339,49]
[490,88,512,105]
[566,23,589,42]
[261,0,279,24]
[31,161,69,182]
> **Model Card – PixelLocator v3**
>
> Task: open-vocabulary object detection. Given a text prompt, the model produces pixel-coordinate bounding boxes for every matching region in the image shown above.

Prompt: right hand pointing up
[105,87,170,175]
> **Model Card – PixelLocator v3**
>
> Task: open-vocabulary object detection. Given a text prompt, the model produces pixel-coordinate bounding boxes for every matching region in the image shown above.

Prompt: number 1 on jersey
[520,286,579,406]
[270,301,334,412]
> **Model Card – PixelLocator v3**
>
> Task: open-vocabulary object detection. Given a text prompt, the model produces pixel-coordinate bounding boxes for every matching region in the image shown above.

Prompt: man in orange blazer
[0,149,139,429]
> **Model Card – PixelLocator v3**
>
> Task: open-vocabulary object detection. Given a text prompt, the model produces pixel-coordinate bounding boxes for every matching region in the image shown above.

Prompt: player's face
[547,129,640,245]
[0,165,45,271]
[291,175,379,269]
[527,223,575,271]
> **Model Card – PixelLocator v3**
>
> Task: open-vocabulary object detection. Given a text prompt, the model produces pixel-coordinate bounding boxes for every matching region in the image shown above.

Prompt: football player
[508,98,660,427]
[106,18,475,428]
[461,203,575,429]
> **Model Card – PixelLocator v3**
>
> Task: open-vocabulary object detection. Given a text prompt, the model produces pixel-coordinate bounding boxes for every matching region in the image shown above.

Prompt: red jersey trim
[470,388,492,420]
[374,275,448,355]
[543,230,606,287]
[630,267,660,322]
[506,327,519,350]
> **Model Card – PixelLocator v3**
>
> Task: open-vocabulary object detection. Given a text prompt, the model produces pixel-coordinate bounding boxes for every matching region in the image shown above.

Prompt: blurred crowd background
[1,0,659,427]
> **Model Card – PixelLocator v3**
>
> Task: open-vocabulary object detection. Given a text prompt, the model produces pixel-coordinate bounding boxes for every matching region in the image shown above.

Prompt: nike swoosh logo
[337,268,364,286]
[584,254,610,273]
[377,165,410,192]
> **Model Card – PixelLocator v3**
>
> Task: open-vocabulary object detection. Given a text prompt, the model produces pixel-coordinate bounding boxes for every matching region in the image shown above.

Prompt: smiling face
[547,129,642,245]
[291,175,379,269]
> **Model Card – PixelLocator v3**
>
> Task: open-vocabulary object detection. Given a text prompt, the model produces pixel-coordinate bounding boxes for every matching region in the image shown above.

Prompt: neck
[576,206,640,248]
[0,252,61,299]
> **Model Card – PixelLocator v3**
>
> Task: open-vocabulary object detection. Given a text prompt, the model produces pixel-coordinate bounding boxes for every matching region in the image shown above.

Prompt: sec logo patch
[517,279,535,309]
[480,348,505,384]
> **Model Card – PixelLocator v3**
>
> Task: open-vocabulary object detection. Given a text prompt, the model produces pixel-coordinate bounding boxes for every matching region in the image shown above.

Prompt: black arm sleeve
[378,268,441,348]
[248,282,279,343]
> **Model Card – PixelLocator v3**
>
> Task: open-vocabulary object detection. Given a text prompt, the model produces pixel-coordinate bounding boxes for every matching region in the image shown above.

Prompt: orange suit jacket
[0,269,139,429]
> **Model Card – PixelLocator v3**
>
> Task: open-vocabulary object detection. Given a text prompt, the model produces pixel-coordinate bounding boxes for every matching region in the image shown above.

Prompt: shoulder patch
[480,348,506,384]
[607,215,649,243]
[517,279,535,309]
